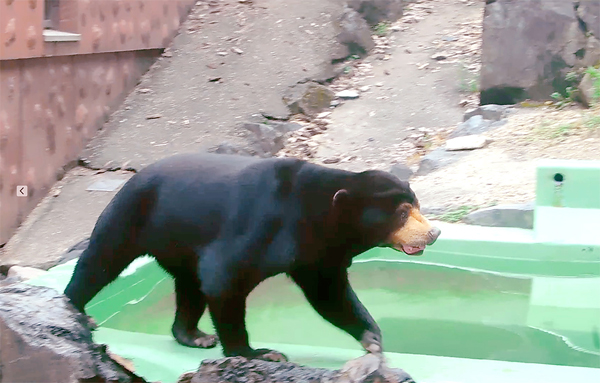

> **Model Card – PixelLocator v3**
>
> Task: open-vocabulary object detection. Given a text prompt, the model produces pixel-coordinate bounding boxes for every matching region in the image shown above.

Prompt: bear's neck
[294,165,371,259]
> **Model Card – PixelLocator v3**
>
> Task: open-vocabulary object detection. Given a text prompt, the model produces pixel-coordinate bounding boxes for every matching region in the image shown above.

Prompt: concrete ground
[0,169,133,269]
[82,0,344,170]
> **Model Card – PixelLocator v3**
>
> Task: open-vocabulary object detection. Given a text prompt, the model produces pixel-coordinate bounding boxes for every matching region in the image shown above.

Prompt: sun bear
[64,153,440,361]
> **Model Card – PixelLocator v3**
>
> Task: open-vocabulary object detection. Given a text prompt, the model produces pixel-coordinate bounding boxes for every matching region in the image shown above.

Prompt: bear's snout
[427,226,441,245]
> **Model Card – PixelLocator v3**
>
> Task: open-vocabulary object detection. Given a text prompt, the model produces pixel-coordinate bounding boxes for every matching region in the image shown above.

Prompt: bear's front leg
[207,295,288,362]
[290,267,383,354]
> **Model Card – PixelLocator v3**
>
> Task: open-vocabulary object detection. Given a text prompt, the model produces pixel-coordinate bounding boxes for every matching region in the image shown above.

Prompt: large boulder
[480,0,600,105]
[333,5,376,60]
[347,0,404,26]
[577,1,600,39]
[243,122,302,157]
[578,70,600,107]
[0,284,146,383]
[463,203,535,230]
[283,81,336,117]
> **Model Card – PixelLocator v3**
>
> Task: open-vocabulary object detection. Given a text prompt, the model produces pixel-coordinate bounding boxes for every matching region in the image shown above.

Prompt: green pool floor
[28,257,600,383]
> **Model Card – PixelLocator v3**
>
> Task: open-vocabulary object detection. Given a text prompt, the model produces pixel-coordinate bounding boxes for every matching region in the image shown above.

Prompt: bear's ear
[332,189,350,207]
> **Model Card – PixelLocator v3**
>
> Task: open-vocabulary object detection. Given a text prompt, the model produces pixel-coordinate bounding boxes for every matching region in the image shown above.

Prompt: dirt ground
[410,105,600,209]
[279,0,600,211]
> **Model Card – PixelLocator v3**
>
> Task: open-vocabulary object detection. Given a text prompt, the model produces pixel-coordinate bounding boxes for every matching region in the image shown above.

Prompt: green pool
[27,159,600,383]
[29,250,600,383]
[89,257,600,369]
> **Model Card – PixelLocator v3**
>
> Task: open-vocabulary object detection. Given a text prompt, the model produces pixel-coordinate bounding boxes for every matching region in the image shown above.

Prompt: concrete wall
[0,0,196,244]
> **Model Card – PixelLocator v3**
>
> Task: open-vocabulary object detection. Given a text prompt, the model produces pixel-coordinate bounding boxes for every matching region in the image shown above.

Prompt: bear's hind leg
[64,242,144,313]
[171,274,219,348]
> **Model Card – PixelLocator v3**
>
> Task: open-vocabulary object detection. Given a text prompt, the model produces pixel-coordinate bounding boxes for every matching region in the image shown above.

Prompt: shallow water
[86,258,600,369]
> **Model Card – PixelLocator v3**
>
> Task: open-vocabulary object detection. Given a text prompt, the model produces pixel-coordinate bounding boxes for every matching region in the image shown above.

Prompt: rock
[442,35,458,42]
[577,1,600,39]
[463,104,512,122]
[260,110,292,121]
[145,114,162,120]
[462,108,481,122]
[450,115,493,138]
[480,0,596,105]
[86,177,127,192]
[0,284,146,383]
[0,276,20,287]
[416,148,470,176]
[347,0,404,26]
[389,163,413,181]
[283,82,336,117]
[269,121,303,133]
[445,135,489,151]
[7,266,47,282]
[310,64,346,84]
[336,89,360,99]
[578,71,599,107]
[359,85,371,92]
[581,34,600,68]
[463,202,535,229]
[57,237,90,265]
[430,52,448,61]
[334,6,375,59]
[178,353,414,383]
[243,122,294,157]
[323,157,341,164]
[211,142,252,156]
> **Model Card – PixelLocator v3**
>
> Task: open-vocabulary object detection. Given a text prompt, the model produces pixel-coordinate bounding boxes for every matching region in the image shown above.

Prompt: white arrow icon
[16,185,28,197]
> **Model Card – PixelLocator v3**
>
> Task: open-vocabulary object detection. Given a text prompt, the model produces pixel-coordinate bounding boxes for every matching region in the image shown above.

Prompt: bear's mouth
[400,244,426,255]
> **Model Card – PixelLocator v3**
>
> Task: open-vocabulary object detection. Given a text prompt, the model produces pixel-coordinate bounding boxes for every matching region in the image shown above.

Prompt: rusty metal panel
[0,0,44,60]
[46,55,76,168]
[19,58,56,216]
[69,50,148,147]
[72,54,101,144]
[0,60,23,244]
[2,0,195,60]
[74,0,194,55]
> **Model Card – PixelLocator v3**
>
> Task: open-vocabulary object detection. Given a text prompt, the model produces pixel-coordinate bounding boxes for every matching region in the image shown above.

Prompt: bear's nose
[427,227,441,245]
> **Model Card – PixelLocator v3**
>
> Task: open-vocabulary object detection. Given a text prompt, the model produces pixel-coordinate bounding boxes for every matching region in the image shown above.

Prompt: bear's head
[332,170,440,256]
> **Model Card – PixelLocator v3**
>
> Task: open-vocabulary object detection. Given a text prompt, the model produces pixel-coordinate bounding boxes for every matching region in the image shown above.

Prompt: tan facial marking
[388,207,433,249]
